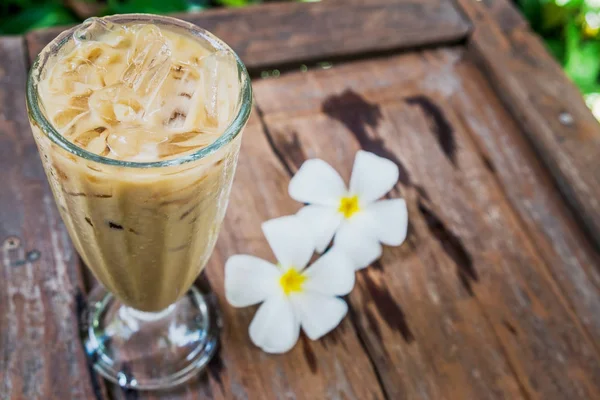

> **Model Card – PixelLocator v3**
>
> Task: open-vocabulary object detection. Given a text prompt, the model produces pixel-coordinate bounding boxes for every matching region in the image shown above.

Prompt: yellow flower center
[338,195,360,218]
[279,268,306,295]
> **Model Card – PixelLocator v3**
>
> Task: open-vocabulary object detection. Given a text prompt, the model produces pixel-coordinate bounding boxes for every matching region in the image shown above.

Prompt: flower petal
[262,215,315,270]
[289,159,347,206]
[365,199,408,246]
[349,150,399,204]
[249,294,300,353]
[290,293,348,340]
[297,205,343,253]
[303,248,355,296]
[225,255,281,307]
[335,215,382,269]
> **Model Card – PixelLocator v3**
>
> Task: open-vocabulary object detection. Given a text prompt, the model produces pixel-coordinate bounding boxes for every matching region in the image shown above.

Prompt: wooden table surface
[2,0,600,399]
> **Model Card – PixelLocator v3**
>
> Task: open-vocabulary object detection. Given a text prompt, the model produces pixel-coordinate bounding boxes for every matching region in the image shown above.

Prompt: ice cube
[69,89,92,110]
[157,142,194,159]
[164,109,187,129]
[74,17,116,43]
[121,28,171,103]
[142,62,202,129]
[89,135,109,156]
[88,86,118,124]
[89,85,143,125]
[107,130,140,158]
[153,130,219,159]
[130,143,159,162]
[53,108,89,129]
[84,130,109,155]
[107,126,167,160]
[77,44,124,72]
[114,103,139,122]
[168,130,220,148]
[73,127,103,148]
[186,50,238,132]
[47,57,106,96]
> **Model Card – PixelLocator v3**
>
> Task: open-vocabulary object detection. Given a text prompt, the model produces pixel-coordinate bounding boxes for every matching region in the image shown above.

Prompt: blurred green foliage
[517,0,600,119]
[0,0,289,35]
[1,0,596,117]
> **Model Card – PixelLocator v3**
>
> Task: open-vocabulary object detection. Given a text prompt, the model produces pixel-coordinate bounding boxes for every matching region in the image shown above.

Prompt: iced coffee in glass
[26,14,251,389]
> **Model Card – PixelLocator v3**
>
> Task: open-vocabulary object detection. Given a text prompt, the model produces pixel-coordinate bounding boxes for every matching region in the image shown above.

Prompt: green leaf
[517,0,543,29]
[104,0,191,14]
[187,0,212,9]
[0,4,78,34]
[542,2,569,31]
[215,0,258,7]
[576,78,600,95]
[565,19,580,50]
[556,0,584,9]
[545,38,567,62]
[564,22,600,87]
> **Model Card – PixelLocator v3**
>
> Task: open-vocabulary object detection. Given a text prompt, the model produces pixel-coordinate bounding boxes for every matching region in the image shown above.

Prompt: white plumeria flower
[289,150,408,269]
[225,215,356,354]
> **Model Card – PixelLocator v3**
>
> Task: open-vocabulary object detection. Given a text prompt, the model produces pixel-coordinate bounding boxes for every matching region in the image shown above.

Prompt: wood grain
[252,47,600,400]
[25,0,470,72]
[109,113,387,400]
[450,53,600,350]
[0,37,106,400]
[9,1,600,399]
[456,0,600,249]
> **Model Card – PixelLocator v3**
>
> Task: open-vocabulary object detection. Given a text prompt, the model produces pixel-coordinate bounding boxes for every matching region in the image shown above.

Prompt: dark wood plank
[252,48,600,399]
[450,53,600,349]
[110,113,387,400]
[456,0,600,249]
[25,0,470,71]
[0,37,107,400]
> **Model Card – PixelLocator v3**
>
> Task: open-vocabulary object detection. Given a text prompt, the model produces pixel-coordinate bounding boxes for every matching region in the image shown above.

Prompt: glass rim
[26,13,252,169]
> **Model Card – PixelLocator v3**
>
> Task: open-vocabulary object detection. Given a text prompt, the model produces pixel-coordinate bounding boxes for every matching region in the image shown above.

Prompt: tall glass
[26,14,252,389]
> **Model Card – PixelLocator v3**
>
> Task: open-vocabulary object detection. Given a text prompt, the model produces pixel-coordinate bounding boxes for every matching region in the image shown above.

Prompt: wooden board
[456,0,600,249]
[2,0,600,398]
[0,37,107,400]
[252,47,600,400]
[450,54,600,349]
[25,0,470,72]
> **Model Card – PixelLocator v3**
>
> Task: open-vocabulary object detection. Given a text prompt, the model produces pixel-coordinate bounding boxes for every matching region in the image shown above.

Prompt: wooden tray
[1,0,599,398]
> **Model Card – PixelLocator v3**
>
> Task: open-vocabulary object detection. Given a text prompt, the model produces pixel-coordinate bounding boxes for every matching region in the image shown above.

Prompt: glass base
[82,284,220,390]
